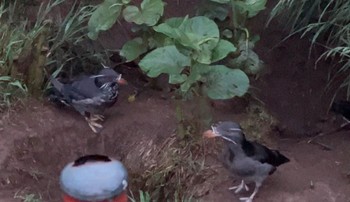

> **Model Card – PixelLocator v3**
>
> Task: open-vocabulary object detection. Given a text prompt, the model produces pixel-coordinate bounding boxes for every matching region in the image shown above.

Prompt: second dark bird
[331,100,350,127]
[204,121,289,202]
[48,65,127,133]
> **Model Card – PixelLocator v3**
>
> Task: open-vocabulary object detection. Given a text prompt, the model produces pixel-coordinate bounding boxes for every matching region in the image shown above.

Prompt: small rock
[310,180,314,189]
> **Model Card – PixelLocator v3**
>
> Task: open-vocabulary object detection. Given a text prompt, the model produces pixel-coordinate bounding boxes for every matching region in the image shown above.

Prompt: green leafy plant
[45,1,110,84]
[87,0,260,141]
[0,0,109,109]
[137,16,249,99]
[88,0,131,40]
[0,0,71,96]
[87,0,269,93]
[0,76,28,111]
[88,0,256,100]
[198,0,266,77]
[0,0,47,107]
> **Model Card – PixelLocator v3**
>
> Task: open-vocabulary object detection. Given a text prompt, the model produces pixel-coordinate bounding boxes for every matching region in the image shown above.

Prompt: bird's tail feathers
[271,150,290,167]
[331,100,350,116]
[268,166,277,175]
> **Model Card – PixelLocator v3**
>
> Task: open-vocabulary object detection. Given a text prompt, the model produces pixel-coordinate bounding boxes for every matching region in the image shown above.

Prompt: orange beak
[117,78,128,85]
[203,130,219,138]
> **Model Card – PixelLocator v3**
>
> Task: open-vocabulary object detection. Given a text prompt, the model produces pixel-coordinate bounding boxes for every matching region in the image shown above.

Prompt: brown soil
[1,59,350,202]
[0,85,177,201]
[1,1,350,202]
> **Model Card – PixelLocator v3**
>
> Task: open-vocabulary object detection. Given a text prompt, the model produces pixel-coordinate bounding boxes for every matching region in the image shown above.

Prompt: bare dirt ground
[0,77,349,202]
[1,1,350,202]
[0,57,350,202]
[0,85,177,201]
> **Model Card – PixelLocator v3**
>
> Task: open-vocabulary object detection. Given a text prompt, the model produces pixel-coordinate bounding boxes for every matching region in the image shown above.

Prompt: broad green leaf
[154,16,219,50]
[154,16,220,63]
[204,65,249,99]
[123,0,164,26]
[197,1,229,21]
[139,46,190,84]
[193,43,213,64]
[209,0,230,4]
[153,17,187,40]
[179,16,220,50]
[235,0,267,18]
[120,37,148,61]
[148,32,173,48]
[211,39,237,63]
[0,76,12,81]
[88,0,128,40]
[169,74,187,84]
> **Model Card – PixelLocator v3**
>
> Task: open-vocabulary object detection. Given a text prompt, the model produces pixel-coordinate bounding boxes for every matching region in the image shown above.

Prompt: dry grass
[129,132,208,202]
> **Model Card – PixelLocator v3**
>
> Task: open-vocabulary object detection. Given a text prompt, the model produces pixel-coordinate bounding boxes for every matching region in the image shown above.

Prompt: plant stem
[26,20,52,96]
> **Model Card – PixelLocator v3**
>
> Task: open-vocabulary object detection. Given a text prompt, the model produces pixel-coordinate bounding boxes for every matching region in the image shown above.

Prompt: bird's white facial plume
[211,125,237,145]
[101,63,110,69]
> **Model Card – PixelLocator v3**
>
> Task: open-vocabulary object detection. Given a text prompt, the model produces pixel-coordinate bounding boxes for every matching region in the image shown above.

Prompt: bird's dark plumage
[204,121,289,202]
[47,66,126,133]
[73,154,112,166]
[331,100,350,121]
[241,139,290,168]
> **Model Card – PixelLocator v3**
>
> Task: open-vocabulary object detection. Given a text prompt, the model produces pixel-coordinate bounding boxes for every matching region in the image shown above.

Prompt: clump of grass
[0,76,27,111]
[45,1,111,83]
[268,0,350,99]
[0,1,34,109]
[130,134,205,202]
[0,0,110,109]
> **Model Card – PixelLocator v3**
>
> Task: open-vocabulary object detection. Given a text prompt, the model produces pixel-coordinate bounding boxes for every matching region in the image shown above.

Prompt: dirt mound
[0,86,176,201]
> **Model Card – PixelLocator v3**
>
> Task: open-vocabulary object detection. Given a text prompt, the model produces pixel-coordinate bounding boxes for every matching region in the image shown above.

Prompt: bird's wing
[242,140,289,167]
[72,95,104,106]
[222,145,258,177]
[231,155,276,180]
[233,162,257,177]
[70,77,102,98]
[50,76,91,100]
